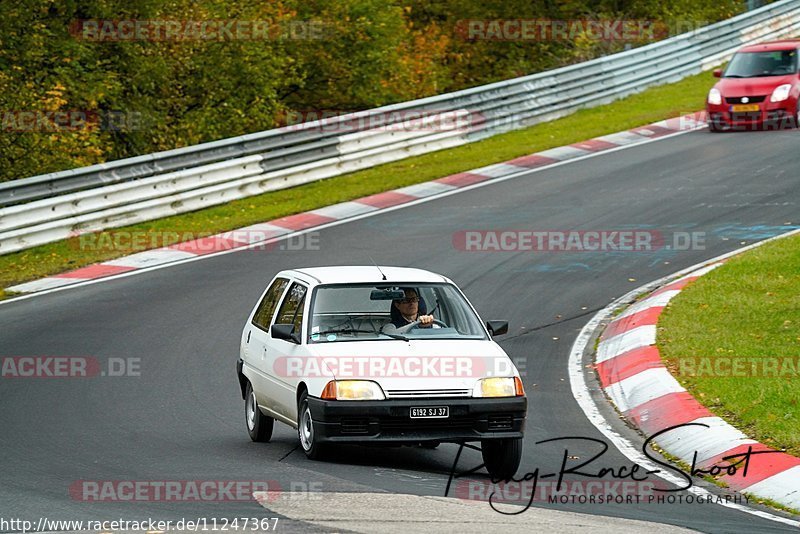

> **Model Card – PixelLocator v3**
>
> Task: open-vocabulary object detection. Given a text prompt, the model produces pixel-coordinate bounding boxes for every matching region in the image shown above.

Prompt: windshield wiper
[316,328,377,336]
[379,331,409,341]
[314,328,409,341]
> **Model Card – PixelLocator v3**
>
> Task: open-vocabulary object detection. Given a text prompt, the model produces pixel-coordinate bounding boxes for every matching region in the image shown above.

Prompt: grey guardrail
[1,0,799,254]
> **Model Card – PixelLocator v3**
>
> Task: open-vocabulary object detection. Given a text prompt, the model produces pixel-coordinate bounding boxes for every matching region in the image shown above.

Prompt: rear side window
[276,283,308,334]
[252,278,289,331]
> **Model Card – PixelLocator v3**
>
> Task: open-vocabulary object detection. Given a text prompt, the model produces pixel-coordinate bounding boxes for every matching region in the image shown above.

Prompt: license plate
[731,104,759,112]
[410,406,449,419]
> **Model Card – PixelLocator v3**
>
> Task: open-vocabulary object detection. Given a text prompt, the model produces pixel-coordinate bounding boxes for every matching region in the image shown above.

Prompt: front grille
[385,389,470,399]
[488,414,513,430]
[725,95,766,104]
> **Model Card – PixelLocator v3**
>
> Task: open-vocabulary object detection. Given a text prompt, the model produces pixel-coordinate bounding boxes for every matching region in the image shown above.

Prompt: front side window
[252,277,289,331]
[725,50,797,78]
[276,282,307,335]
[308,283,487,343]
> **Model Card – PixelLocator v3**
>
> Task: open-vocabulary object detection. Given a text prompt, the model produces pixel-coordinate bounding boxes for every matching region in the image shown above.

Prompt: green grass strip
[659,233,800,457]
[0,70,714,294]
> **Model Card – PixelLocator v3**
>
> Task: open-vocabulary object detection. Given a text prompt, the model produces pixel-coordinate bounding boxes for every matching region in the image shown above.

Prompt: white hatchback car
[236,266,527,479]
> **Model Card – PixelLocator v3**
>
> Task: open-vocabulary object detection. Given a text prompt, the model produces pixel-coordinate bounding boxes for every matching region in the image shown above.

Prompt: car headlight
[473,377,525,398]
[770,84,792,103]
[707,88,722,106]
[321,380,385,400]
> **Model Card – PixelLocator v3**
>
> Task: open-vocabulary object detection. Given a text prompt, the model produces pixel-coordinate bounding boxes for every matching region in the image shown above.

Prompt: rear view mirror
[713,69,722,78]
[486,320,509,336]
[370,288,406,300]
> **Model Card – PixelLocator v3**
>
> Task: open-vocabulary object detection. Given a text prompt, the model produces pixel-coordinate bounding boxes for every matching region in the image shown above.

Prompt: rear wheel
[245,383,273,442]
[298,390,328,459]
[481,438,523,481]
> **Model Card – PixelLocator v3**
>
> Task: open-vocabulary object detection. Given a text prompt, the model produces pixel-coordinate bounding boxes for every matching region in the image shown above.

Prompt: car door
[264,280,309,420]
[244,276,290,420]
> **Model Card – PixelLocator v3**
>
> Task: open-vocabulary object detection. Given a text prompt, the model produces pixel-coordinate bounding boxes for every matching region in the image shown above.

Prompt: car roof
[283,266,450,285]
[738,40,800,53]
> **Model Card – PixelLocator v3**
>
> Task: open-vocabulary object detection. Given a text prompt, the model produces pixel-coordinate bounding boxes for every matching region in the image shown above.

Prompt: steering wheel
[408,319,448,329]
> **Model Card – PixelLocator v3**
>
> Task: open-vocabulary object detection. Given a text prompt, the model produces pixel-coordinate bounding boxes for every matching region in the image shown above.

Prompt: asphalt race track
[1,128,799,532]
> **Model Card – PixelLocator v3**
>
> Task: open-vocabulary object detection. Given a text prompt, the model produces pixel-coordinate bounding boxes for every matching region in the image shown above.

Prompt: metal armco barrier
[1,0,799,254]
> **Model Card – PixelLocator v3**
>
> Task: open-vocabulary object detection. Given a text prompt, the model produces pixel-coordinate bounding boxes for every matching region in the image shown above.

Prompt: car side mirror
[713,69,722,78]
[271,323,300,343]
[486,320,509,336]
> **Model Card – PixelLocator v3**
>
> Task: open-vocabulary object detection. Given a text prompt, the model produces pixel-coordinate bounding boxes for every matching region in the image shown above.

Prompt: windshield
[724,50,797,78]
[308,283,487,343]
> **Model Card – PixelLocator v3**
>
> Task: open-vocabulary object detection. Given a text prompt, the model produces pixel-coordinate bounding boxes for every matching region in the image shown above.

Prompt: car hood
[302,339,517,394]
[715,75,795,97]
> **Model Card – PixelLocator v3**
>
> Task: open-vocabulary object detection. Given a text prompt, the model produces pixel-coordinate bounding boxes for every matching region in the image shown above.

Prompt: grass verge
[0,69,714,295]
[659,233,800,457]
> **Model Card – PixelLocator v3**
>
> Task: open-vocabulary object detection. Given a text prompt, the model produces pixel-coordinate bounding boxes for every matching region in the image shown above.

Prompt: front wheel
[481,438,523,480]
[245,383,273,442]
[297,390,328,459]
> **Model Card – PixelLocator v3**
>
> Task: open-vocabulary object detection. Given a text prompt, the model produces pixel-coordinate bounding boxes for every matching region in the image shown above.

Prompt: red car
[706,40,800,132]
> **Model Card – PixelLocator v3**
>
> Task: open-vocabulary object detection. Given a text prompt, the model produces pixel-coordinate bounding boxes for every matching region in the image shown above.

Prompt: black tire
[481,438,523,481]
[708,118,723,133]
[419,440,440,449]
[297,390,328,459]
[245,382,273,442]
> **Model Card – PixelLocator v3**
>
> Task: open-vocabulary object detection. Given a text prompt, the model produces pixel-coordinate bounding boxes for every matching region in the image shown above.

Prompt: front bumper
[307,395,527,444]
[707,103,796,130]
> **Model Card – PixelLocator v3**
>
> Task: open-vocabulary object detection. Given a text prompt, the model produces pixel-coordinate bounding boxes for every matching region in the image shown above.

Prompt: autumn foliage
[0,0,742,181]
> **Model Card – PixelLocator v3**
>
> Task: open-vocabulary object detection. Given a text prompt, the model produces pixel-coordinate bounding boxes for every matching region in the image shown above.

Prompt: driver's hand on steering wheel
[418,314,434,327]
